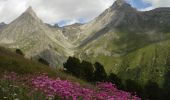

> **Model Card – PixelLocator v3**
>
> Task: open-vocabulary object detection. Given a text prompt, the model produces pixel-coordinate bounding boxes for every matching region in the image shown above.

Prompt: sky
[0,0,170,27]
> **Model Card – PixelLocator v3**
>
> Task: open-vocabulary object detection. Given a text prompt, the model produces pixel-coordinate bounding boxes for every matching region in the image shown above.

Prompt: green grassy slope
[0,47,87,84]
[76,30,170,86]
[0,47,56,75]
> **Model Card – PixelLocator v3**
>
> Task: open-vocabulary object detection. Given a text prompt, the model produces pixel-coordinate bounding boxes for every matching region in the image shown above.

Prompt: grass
[0,79,47,100]
[0,47,88,85]
[76,30,170,87]
[0,47,93,99]
[86,40,169,86]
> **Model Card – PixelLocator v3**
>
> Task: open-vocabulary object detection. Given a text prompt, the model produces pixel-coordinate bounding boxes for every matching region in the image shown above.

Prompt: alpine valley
[0,0,170,93]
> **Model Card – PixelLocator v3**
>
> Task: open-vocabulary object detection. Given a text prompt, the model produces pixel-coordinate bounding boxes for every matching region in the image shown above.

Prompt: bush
[80,60,94,81]
[144,81,161,100]
[93,62,107,82]
[15,49,24,56]
[63,57,81,77]
[125,79,143,97]
[163,71,170,100]
[38,58,49,66]
[64,57,109,82]
[108,73,124,89]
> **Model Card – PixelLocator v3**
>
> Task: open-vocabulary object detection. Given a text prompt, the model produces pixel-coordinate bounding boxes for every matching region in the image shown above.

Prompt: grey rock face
[62,23,83,43]
[0,7,73,67]
[0,22,6,31]
[77,0,170,48]
[77,0,137,47]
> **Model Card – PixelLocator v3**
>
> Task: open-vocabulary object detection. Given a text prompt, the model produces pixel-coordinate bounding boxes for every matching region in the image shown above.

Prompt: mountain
[62,23,83,43]
[0,22,6,26]
[73,0,136,46]
[0,7,74,67]
[0,22,6,31]
[77,0,170,47]
[74,0,170,86]
[0,0,170,87]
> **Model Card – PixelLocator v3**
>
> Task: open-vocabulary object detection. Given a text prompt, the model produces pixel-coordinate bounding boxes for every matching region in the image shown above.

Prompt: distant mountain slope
[77,0,170,47]
[62,23,83,44]
[75,0,170,86]
[0,22,6,31]
[0,7,74,67]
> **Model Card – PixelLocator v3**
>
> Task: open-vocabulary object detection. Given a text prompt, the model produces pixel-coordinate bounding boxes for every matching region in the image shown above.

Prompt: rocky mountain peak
[26,6,34,12]
[115,0,127,6]
[111,0,131,9]
[22,6,40,21]
[0,6,44,43]
[25,6,35,14]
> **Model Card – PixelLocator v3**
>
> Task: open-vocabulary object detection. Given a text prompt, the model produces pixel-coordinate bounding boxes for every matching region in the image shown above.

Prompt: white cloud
[136,0,170,11]
[58,19,81,27]
[0,0,115,24]
[139,6,154,11]
[143,0,170,8]
[1,0,169,25]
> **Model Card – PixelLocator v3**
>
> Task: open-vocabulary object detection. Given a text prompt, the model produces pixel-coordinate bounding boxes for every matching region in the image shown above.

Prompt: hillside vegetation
[0,47,88,84]
[0,47,141,100]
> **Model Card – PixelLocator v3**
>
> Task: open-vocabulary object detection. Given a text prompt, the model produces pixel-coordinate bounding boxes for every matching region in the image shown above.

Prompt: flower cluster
[2,72,18,81]
[31,74,141,100]
[0,72,141,100]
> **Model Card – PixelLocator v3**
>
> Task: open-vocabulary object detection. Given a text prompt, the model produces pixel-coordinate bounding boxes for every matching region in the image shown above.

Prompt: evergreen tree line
[63,57,107,82]
[63,57,170,100]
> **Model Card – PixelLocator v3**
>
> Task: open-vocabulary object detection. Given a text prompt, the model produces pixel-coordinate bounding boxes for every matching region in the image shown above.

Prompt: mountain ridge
[0,0,170,87]
[76,1,170,48]
[0,6,74,67]
[73,0,170,87]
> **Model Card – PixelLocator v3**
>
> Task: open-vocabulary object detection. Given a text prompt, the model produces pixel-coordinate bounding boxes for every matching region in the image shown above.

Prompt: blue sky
[128,0,151,9]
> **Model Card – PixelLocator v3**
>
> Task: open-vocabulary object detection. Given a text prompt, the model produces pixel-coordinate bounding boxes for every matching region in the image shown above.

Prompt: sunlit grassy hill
[0,47,88,85]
